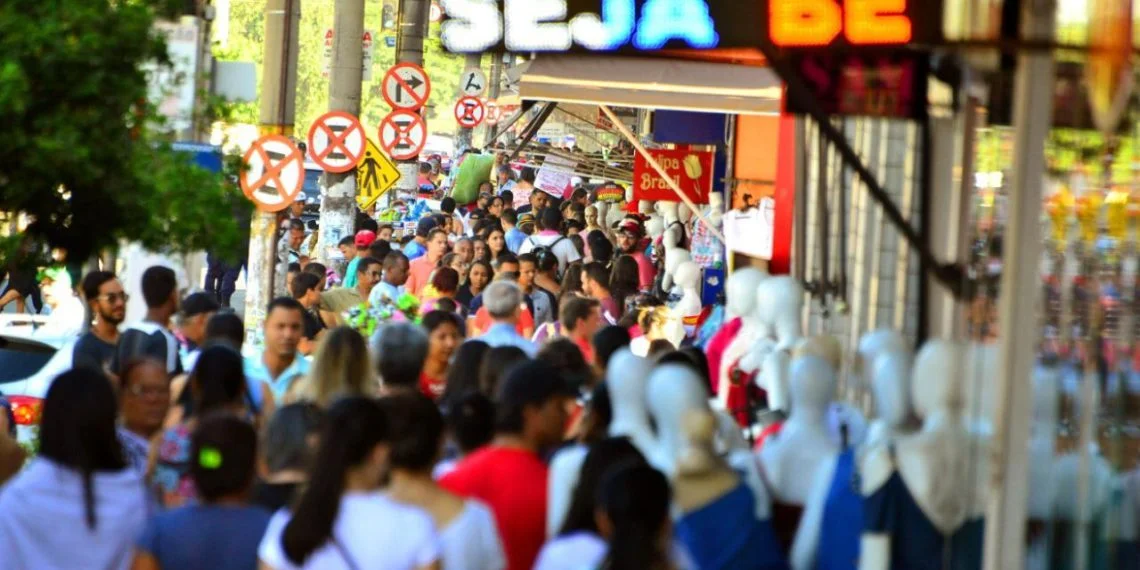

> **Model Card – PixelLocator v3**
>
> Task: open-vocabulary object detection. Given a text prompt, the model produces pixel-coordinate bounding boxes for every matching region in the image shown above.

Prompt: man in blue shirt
[502,208,528,254]
[402,217,438,261]
[243,297,309,412]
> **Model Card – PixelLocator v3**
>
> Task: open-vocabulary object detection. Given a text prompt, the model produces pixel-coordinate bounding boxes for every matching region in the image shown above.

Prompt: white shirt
[36,295,85,339]
[518,232,581,275]
[258,492,441,570]
[439,501,507,570]
[534,532,697,570]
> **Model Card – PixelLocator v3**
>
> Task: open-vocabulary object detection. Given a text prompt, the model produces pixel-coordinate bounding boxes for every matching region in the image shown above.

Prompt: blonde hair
[296,326,375,407]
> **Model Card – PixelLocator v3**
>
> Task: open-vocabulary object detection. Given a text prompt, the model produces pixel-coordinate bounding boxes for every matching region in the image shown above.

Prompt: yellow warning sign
[357,137,400,210]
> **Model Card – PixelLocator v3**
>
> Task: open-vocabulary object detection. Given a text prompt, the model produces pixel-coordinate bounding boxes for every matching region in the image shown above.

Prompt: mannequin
[709,268,769,421]
[671,261,702,327]
[662,249,693,297]
[863,350,917,449]
[795,335,869,449]
[706,193,724,227]
[742,276,805,413]
[659,202,691,293]
[758,354,841,554]
[859,340,989,570]
[672,407,789,570]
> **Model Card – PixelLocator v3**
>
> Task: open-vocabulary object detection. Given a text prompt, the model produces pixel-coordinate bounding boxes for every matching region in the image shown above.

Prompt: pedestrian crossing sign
[357,137,400,210]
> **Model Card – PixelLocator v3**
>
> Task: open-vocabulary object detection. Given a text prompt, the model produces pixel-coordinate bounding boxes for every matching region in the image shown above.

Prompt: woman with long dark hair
[481,227,508,263]
[438,340,489,413]
[610,255,641,313]
[457,261,492,310]
[0,368,146,569]
[596,464,677,570]
[258,397,441,570]
[419,311,463,401]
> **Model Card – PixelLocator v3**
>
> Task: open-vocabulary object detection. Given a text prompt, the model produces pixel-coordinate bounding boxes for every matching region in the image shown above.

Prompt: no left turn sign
[379,110,428,161]
[240,135,305,212]
[454,96,485,128]
[307,111,366,173]
[382,62,431,111]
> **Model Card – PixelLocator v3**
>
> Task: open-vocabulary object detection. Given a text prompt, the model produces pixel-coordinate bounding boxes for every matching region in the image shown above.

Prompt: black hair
[562,296,601,333]
[421,310,462,336]
[493,252,519,272]
[537,337,595,392]
[303,262,327,278]
[499,190,514,205]
[419,161,433,174]
[517,252,537,267]
[338,236,355,247]
[378,393,443,472]
[383,251,409,270]
[368,240,392,262]
[267,296,306,320]
[502,208,518,225]
[440,197,457,214]
[141,266,177,309]
[446,391,495,455]
[520,167,537,184]
[205,312,245,352]
[478,345,528,397]
[355,214,379,234]
[430,267,460,294]
[264,403,325,474]
[80,271,117,302]
[355,256,380,275]
[190,412,257,502]
[583,262,611,291]
[610,256,640,315]
[291,271,321,299]
[539,207,562,232]
[587,232,614,266]
[597,464,673,570]
[569,234,585,258]
[287,262,302,274]
[658,348,715,398]
[580,382,614,444]
[560,261,585,301]
[38,368,127,529]
[592,326,632,371]
[560,437,647,537]
[440,340,490,412]
[282,398,389,565]
[190,344,249,416]
[570,187,588,202]
[287,219,305,232]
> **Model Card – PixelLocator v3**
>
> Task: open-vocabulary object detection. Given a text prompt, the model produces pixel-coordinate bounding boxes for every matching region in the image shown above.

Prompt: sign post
[357,138,402,209]
[382,62,432,110]
[379,109,428,161]
[306,111,367,173]
[460,68,488,97]
[239,135,306,212]
[454,96,486,128]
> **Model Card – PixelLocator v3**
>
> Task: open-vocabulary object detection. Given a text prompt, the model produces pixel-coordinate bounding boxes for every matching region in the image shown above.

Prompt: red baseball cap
[354,230,377,248]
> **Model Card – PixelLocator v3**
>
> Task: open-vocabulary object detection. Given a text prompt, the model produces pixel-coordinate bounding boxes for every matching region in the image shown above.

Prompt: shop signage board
[379,109,428,160]
[307,111,367,173]
[454,96,486,127]
[784,52,930,121]
[357,137,401,209]
[439,0,942,53]
[633,148,713,204]
[240,135,305,212]
[534,155,578,199]
[382,62,432,110]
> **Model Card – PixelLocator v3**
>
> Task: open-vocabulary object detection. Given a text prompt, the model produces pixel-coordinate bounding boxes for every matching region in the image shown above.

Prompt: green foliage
[217,0,471,139]
[0,0,243,265]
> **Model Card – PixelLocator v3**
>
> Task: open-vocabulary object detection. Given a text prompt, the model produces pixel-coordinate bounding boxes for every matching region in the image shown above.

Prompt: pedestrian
[421,267,464,316]
[582,262,621,322]
[287,326,374,407]
[533,250,562,298]
[519,208,581,275]
[74,270,127,374]
[593,464,679,570]
[536,437,649,570]
[476,281,537,357]
[592,326,632,374]
[497,165,517,193]
[177,292,220,372]
[487,195,505,219]
[586,231,614,266]
[403,217,439,261]
[380,393,507,570]
[152,345,252,508]
[537,339,596,397]
[514,169,543,215]
[0,262,42,314]
[112,265,182,377]
[472,238,489,264]
[244,298,309,413]
[480,226,509,264]
[457,260,491,311]
[132,414,271,570]
[374,322,430,396]
[419,310,463,401]
[36,267,87,338]
[477,345,529,398]
[440,361,576,570]
[502,209,527,254]
[291,271,325,356]
[436,391,496,479]
[559,261,585,301]
[253,403,325,512]
[438,340,489,412]
[117,358,171,475]
[518,253,558,327]
[454,238,474,265]
[0,368,146,570]
[548,297,603,363]
[369,251,411,307]
[439,253,467,285]
[610,256,641,316]
[406,229,449,297]
[321,257,381,315]
[341,230,376,289]
[258,398,442,570]
[205,311,245,352]
[615,220,656,292]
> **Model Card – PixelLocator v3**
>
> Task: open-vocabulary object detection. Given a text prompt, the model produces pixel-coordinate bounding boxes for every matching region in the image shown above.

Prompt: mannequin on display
[663,249,694,296]
[707,268,769,423]
[672,261,702,321]
[757,354,841,555]
[794,334,868,449]
[863,348,917,449]
[859,340,989,570]
[672,406,789,570]
[741,276,805,414]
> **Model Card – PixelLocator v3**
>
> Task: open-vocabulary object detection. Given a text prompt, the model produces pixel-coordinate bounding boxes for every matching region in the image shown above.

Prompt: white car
[0,318,77,442]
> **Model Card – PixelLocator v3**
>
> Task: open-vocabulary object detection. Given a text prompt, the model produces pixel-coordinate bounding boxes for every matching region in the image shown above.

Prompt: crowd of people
[0,171,733,570]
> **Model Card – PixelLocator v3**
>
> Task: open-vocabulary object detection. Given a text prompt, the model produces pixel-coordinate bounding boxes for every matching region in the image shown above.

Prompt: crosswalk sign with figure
[356,137,401,210]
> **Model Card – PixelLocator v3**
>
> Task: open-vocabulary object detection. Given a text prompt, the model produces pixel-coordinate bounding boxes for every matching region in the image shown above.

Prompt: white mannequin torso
[672,261,701,319]
[716,269,769,408]
[604,350,657,457]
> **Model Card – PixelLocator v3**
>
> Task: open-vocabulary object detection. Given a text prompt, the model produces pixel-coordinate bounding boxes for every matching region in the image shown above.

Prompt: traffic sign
[357,137,401,209]
[321,29,376,81]
[459,68,487,97]
[307,111,367,173]
[382,62,431,110]
[379,110,428,161]
[454,96,486,128]
[240,135,305,212]
[484,102,502,125]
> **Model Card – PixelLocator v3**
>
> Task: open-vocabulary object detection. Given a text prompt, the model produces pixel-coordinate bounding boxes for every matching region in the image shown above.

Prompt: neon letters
[769,0,913,47]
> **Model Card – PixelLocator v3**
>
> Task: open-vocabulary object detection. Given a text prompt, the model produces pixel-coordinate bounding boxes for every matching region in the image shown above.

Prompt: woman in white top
[258,397,442,570]
[379,393,507,570]
[0,368,148,570]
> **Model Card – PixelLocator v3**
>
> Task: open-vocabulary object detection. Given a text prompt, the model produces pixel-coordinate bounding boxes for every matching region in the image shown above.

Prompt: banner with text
[633,149,713,205]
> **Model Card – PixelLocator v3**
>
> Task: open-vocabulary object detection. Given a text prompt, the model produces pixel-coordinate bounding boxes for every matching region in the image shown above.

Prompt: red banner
[633,149,713,204]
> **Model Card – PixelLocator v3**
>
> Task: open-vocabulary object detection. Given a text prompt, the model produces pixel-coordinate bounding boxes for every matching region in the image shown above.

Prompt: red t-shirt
[419,372,445,401]
[439,446,548,570]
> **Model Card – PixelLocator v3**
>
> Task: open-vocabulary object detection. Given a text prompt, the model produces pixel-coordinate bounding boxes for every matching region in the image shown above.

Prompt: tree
[0,0,243,265]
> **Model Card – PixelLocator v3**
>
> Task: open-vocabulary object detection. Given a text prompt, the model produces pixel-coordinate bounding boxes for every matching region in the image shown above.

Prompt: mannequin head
[707,193,725,227]
[645,215,665,241]
[646,363,710,473]
[607,349,651,413]
[871,351,913,428]
[664,249,692,282]
[911,340,967,420]
[638,200,656,216]
[856,329,909,385]
[793,335,842,371]
[725,267,767,320]
[605,203,626,229]
[789,355,836,417]
[678,203,693,224]
[756,276,804,342]
[656,201,679,223]
[673,261,701,292]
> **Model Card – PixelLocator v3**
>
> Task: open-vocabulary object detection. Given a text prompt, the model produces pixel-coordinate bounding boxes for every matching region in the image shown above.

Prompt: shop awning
[519,55,783,115]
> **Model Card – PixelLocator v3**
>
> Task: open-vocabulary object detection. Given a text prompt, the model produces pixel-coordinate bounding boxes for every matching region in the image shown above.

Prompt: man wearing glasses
[74,271,128,375]
[319,257,383,318]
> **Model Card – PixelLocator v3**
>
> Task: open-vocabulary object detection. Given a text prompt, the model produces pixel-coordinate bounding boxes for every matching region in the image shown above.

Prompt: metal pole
[487,53,504,142]
[317,0,365,276]
[982,0,1056,567]
[392,0,429,200]
[244,0,300,349]
[454,54,483,154]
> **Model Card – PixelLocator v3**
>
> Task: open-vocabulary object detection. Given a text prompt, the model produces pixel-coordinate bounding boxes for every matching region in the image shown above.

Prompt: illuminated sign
[785,53,929,120]
[440,0,941,53]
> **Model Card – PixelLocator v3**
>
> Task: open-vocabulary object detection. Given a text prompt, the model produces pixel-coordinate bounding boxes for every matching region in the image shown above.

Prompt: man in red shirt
[440,361,575,570]
[560,296,602,363]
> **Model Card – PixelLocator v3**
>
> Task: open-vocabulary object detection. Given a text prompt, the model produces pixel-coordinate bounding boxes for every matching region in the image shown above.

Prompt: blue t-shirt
[137,504,271,570]
[403,240,427,261]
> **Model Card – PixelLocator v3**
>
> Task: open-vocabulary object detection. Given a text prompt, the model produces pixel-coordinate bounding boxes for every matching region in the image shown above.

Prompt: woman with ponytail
[0,368,146,570]
[258,397,441,570]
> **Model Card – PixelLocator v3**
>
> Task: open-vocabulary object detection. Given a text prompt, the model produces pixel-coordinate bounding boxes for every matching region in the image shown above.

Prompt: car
[0,333,74,442]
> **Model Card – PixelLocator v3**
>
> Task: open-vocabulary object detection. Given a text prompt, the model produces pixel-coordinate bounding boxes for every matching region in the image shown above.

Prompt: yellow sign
[357,137,400,210]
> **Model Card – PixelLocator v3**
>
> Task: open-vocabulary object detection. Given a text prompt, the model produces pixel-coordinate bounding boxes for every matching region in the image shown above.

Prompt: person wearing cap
[474,281,537,357]
[177,292,221,372]
[342,230,377,289]
[617,218,656,292]
[517,212,536,235]
[403,217,438,261]
[440,360,575,570]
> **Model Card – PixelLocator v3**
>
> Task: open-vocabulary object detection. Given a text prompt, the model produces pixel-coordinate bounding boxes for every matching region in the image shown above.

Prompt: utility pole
[454,53,483,154]
[244,0,300,348]
[317,0,365,276]
[392,0,430,200]
[486,53,503,142]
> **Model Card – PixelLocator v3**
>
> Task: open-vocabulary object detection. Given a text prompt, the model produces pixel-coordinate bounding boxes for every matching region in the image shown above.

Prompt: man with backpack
[518,207,580,276]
